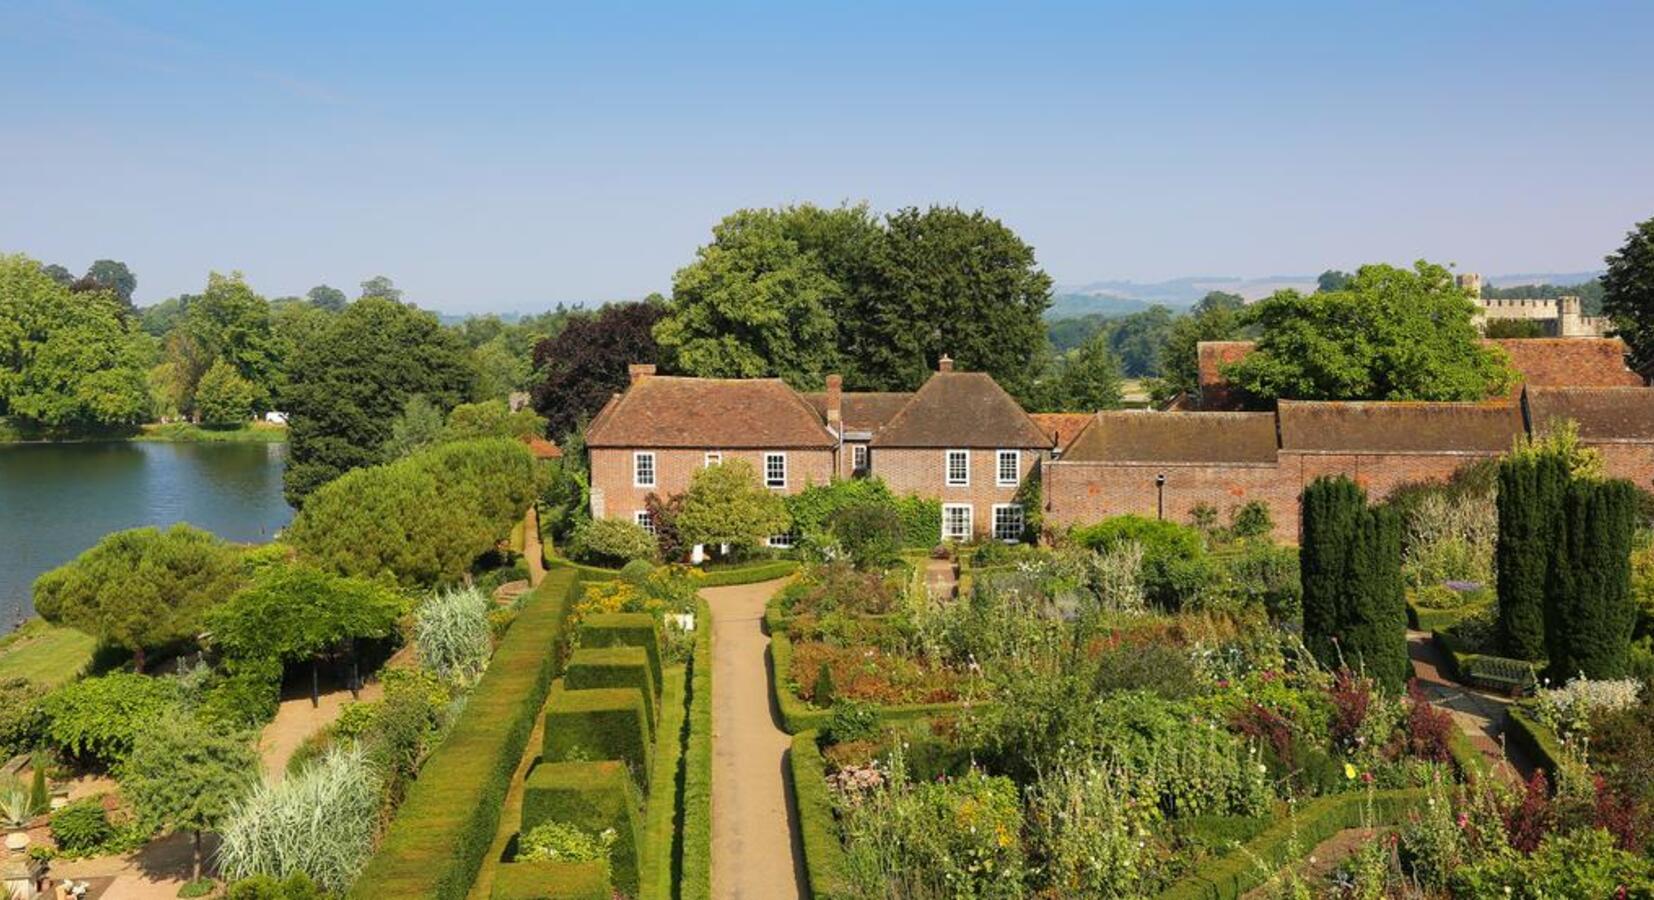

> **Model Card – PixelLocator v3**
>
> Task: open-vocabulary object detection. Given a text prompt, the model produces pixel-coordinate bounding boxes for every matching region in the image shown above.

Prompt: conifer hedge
[1495,453,1567,661]
[1545,477,1638,679]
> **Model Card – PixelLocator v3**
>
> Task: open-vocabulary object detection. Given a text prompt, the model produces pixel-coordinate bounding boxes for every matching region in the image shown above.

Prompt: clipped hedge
[579,613,662,693]
[790,731,848,900]
[566,647,658,724]
[1406,599,1478,633]
[1505,705,1564,775]
[543,681,652,789]
[522,761,643,897]
[639,660,688,900]
[766,597,983,734]
[348,569,580,900]
[696,560,798,587]
[681,597,713,900]
[546,556,627,579]
[490,860,611,900]
[1155,788,1429,899]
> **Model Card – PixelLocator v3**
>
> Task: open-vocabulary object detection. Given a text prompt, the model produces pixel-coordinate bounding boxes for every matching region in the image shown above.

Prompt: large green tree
[33,524,246,671]
[1546,478,1639,680]
[280,297,474,504]
[675,460,790,551]
[1602,214,1654,379]
[0,255,151,428]
[1151,301,1244,404]
[180,273,280,414]
[1300,476,1408,692]
[305,284,348,312]
[1225,261,1514,404]
[84,259,137,312]
[121,716,259,880]
[655,207,844,387]
[1048,331,1124,411]
[1495,452,1569,661]
[195,359,258,425]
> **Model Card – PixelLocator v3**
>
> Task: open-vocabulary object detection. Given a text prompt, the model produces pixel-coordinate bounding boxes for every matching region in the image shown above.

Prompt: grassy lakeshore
[0,618,97,687]
[0,416,286,444]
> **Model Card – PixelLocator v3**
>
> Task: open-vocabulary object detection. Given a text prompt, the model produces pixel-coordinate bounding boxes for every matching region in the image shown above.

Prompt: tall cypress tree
[1495,453,1567,661]
[1301,476,1361,671]
[1545,478,1638,680]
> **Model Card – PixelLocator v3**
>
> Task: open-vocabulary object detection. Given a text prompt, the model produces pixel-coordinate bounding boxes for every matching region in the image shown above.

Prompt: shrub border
[790,730,847,900]
[696,560,798,587]
[680,596,713,900]
[1154,788,1429,900]
[348,568,582,900]
[639,659,688,899]
[1504,705,1564,775]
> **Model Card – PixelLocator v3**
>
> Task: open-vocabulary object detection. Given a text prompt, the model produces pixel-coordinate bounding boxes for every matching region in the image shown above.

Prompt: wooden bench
[1466,655,1537,697]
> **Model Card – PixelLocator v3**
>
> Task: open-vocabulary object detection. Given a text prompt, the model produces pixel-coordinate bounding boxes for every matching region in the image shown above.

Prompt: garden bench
[1466,655,1537,697]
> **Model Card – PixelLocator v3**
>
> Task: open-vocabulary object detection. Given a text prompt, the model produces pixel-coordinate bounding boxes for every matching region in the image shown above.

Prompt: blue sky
[2,1,1651,312]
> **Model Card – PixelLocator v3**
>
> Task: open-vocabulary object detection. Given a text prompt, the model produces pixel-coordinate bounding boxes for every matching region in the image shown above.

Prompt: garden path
[258,680,385,781]
[924,557,957,598]
[521,506,546,588]
[704,578,807,900]
[1407,630,1529,782]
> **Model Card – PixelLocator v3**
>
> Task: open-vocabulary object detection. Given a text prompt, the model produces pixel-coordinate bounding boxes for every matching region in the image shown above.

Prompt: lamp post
[1155,473,1167,520]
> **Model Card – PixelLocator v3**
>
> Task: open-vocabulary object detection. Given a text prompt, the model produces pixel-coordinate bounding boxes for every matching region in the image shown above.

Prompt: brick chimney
[937,354,954,373]
[628,363,656,385]
[825,374,842,428]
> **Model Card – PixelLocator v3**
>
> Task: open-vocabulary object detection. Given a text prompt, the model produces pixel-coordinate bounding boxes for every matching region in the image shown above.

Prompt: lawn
[137,421,289,443]
[0,620,97,686]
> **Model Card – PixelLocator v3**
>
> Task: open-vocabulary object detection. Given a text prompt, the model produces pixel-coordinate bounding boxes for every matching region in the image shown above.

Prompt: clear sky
[2,1,1651,312]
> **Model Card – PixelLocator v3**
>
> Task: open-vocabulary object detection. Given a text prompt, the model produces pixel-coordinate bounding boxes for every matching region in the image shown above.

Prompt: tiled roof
[585,376,834,449]
[801,391,915,434]
[1196,341,1257,410]
[1488,338,1642,388]
[1525,387,1654,441]
[869,371,1050,449]
[522,436,562,459]
[1278,400,1523,453]
[1062,411,1278,463]
[1029,413,1094,453]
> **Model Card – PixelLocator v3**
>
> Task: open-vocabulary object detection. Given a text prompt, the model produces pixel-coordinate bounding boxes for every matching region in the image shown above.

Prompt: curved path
[704,578,807,900]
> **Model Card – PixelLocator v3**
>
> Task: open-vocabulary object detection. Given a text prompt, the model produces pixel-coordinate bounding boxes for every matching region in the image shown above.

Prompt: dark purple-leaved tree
[530,299,665,441]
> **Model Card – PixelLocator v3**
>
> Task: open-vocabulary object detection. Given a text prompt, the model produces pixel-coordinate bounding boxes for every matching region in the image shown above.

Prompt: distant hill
[1049,275,1318,318]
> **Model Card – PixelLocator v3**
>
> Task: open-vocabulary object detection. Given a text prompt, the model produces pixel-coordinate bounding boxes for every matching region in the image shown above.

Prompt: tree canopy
[281,296,475,504]
[675,460,790,550]
[530,300,663,441]
[122,715,259,880]
[32,524,246,670]
[208,564,406,663]
[1602,213,1654,379]
[306,284,348,312]
[0,254,150,428]
[1223,261,1514,404]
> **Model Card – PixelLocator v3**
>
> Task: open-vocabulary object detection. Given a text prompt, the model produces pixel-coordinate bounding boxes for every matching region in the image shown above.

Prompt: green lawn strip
[349,569,580,900]
[467,692,555,900]
[680,597,713,900]
[136,422,289,443]
[1154,788,1429,900]
[639,662,688,900]
[765,596,986,734]
[695,560,797,587]
[1505,705,1564,775]
[790,730,849,900]
[0,621,96,687]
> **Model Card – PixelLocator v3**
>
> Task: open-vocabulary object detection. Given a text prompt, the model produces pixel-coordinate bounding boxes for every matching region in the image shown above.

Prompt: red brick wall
[872,447,1044,540]
[590,447,834,521]
[1597,443,1654,492]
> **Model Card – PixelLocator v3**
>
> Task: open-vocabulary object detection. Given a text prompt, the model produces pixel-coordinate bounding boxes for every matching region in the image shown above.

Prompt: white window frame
[992,503,1024,543]
[634,509,656,534]
[766,533,796,549]
[944,449,970,487]
[941,503,973,542]
[764,452,787,489]
[995,449,1020,487]
[852,444,868,473]
[633,451,656,488]
[704,451,722,468]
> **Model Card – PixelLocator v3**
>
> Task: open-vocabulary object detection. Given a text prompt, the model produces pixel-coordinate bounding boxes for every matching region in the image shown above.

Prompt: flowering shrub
[1529,676,1642,740]
[1027,761,1165,897]
[1404,679,1456,764]
[779,562,901,618]
[790,641,966,706]
[518,821,616,863]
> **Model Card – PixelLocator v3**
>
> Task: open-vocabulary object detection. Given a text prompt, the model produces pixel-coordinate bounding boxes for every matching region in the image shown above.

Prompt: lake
[0,442,292,624]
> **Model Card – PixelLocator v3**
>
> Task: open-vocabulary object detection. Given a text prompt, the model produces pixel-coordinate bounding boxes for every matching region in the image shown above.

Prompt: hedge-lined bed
[349,568,582,899]
[679,597,714,900]
[546,555,797,589]
[639,659,688,899]
[1153,788,1430,900]
[1504,704,1564,775]
[790,731,847,900]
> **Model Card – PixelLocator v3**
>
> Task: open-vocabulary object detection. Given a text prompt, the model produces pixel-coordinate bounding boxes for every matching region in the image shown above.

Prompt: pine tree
[1545,478,1638,680]
[1495,453,1567,661]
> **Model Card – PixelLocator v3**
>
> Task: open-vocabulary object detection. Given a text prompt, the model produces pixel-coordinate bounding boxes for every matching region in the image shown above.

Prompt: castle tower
[1456,272,1484,299]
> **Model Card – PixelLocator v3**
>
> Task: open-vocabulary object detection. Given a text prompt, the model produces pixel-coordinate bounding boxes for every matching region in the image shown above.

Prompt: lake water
[0,442,292,624]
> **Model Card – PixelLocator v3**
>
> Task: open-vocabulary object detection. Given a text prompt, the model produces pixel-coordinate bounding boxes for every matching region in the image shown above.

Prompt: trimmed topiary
[1496,452,1568,661]
[578,613,662,694]
[490,860,611,900]
[1300,476,1408,692]
[543,681,652,789]
[565,647,656,725]
[521,761,642,897]
[1545,477,1639,680]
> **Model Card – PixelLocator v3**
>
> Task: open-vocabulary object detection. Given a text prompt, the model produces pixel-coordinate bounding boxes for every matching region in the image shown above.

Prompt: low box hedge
[695,559,798,587]
[680,597,713,900]
[348,569,581,900]
[566,646,657,725]
[639,659,688,900]
[490,860,611,900]
[1155,788,1429,899]
[579,613,662,693]
[522,760,643,897]
[1505,705,1564,775]
[790,731,848,900]
[1407,600,1476,633]
[544,681,652,790]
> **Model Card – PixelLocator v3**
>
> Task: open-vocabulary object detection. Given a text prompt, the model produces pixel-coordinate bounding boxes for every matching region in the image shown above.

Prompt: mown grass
[136,422,289,443]
[0,620,96,687]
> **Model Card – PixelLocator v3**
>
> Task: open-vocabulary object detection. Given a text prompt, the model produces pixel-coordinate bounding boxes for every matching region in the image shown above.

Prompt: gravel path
[704,578,807,900]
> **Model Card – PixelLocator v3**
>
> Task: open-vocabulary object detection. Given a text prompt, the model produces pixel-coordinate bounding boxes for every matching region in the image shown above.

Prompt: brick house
[587,358,1052,544]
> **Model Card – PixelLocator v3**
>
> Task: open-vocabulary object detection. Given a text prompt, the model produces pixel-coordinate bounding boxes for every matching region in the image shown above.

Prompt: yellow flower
[1344,763,1357,781]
